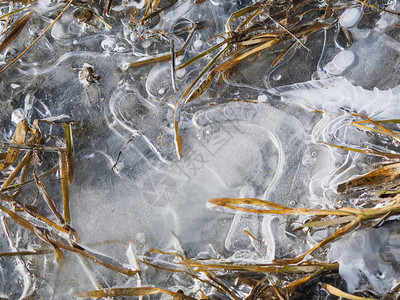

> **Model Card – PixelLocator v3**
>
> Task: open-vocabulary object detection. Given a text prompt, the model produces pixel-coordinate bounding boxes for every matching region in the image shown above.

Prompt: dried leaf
[0,120,29,171]
[0,10,33,53]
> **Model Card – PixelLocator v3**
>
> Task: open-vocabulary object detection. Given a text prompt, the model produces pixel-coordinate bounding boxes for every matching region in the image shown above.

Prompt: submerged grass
[0,0,399,299]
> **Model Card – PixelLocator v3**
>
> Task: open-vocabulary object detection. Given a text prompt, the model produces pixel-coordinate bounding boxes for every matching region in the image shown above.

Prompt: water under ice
[1,0,400,299]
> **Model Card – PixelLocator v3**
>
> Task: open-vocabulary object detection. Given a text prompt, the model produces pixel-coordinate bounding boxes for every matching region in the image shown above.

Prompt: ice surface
[324,50,355,75]
[1,0,400,298]
[339,7,362,28]
[330,222,400,294]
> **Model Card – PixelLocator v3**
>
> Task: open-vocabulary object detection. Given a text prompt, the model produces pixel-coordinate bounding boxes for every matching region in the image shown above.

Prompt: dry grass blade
[150,248,187,261]
[271,283,286,300]
[209,197,355,216]
[0,7,27,21]
[301,215,356,228]
[266,14,309,51]
[76,286,175,298]
[350,112,400,142]
[236,6,263,31]
[174,119,183,159]
[354,0,400,16]
[337,162,400,193]
[94,12,112,29]
[39,232,66,265]
[52,243,66,265]
[323,141,400,160]
[174,44,232,158]
[140,0,177,22]
[103,0,112,16]
[284,264,337,290]
[275,215,362,265]
[19,150,33,184]
[34,171,65,224]
[181,44,231,101]
[226,3,261,32]
[0,142,68,152]
[0,203,138,275]
[0,0,73,75]
[0,204,37,232]
[1,150,32,188]
[180,259,338,273]
[0,249,53,257]
[322,284,377,300]
[358,119,400,124]
[0,10,33,53]
[27,119,44,146]
[60,152,70,224]
[352,123,400,142]
[271,42,295,67]
[129,22,195,69]
[186,69,217,103]
[170,39,177,91]
[351,113,396,133]
[63,122,74,183]
[210,195,400,264]
[201,269,241,300]
[2,195,69,233]
[215,38,280,73]
[1,165,59,191]
[48,238,139,275]
[176,40,226,70]
[129,53,172,69]
[141,258,220,291]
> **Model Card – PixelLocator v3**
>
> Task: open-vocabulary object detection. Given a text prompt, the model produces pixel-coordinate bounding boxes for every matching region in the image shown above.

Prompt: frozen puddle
[2,0,400,298]
[62,76,400,296]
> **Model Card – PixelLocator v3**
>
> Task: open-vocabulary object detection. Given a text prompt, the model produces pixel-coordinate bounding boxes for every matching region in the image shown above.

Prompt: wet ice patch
[330,222,400,294]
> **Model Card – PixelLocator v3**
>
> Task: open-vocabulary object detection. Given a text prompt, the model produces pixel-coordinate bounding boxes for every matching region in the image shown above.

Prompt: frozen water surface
[1,0,400,299]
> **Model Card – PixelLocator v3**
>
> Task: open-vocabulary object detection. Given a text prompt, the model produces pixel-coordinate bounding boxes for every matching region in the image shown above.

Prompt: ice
[375,1,400,31]
[101,38,115,52]
[276,77,400,193]
[339,7,362,28]
[1,0,400,298]
[322,6,400,89]
[193,102,315,205]
[146,63,174,100]
[330,222,400,294]
[276,77,400,117]
[192,39,203,51]
[11,108,24,124]
[324,50,355,76]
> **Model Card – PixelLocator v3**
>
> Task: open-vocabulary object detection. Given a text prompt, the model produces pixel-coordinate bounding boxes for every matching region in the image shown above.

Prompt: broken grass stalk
[0,204,138,275]
[60,152,70,224]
